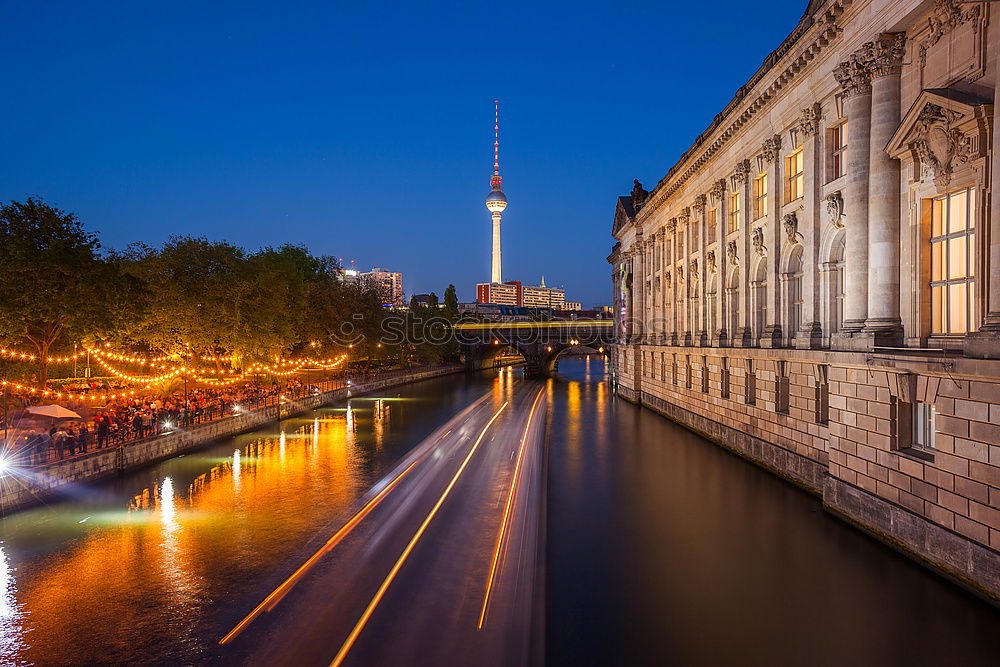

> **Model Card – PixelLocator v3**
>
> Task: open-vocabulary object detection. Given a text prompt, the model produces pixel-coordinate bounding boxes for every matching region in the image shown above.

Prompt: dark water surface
[545,357,1000,667]
[0,359,997,666]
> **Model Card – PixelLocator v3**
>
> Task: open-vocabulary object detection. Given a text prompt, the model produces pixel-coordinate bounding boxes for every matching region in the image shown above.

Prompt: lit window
[829,121,848,181]
[727,192,740,234]
[752,173,768,220]
[707,208,718,244]
[930,187,976,335]
[785,148,804,201]
[913,402,936,449]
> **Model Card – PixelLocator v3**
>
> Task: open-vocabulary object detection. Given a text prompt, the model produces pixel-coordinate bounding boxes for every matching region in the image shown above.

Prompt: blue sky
[2,1,803,307]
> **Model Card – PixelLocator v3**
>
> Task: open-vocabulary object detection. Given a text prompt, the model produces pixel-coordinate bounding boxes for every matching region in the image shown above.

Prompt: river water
[0,359,996,665]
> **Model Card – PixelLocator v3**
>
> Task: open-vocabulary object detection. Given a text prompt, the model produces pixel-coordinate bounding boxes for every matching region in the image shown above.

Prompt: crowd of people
[1,363,447,468]
[7,377,319,467]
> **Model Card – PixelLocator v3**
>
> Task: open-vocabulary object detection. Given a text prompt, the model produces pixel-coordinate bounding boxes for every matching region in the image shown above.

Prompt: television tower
[485,100,507,284]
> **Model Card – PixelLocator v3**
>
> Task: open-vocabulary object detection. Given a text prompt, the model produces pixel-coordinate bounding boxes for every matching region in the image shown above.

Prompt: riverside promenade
[0,365,464,516]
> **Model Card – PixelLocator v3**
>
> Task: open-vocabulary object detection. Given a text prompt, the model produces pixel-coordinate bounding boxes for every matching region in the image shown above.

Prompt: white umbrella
[26,405,82,420]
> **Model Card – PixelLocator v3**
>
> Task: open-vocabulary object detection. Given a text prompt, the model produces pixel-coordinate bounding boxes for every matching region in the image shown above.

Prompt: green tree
[443,284,460,321]
[0,198,120,386]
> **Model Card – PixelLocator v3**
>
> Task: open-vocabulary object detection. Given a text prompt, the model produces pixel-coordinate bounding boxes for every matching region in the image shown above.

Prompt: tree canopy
[0,199,397,385]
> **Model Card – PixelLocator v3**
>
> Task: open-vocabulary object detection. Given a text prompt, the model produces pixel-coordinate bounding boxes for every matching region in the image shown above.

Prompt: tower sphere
[486,190,507,213]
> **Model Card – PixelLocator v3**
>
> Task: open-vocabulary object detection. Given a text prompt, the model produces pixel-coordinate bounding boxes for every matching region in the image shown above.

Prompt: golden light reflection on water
[0,398,418,665]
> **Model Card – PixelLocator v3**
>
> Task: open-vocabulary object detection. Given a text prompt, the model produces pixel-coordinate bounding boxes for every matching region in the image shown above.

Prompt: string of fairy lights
[0,343,349,401]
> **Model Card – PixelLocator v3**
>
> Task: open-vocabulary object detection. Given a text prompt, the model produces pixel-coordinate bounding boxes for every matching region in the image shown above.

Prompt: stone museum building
[609,0,1000,598]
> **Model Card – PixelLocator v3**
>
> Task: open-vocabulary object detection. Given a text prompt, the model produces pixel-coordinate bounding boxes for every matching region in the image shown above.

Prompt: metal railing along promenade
[5,365,457,470]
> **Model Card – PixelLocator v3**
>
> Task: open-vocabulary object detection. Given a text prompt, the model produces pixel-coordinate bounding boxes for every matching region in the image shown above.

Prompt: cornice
[633,0,849,224]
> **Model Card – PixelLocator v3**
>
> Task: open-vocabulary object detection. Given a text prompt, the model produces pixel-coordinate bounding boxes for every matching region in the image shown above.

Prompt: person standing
[97,417,109,449]
[79,424,90,453]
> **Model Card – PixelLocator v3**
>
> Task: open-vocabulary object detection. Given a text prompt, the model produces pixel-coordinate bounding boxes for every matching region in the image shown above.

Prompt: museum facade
[610,0,1000,599]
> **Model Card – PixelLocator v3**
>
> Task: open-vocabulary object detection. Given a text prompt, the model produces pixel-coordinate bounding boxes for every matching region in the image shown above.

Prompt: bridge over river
[456,320,613,374]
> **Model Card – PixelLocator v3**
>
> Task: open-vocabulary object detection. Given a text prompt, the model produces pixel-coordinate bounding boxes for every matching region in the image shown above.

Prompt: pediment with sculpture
[886,89,993,188]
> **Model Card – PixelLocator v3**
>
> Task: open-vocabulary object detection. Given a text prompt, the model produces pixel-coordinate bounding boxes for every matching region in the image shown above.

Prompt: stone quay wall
[0,366,463,516]
[614,345,1000,603]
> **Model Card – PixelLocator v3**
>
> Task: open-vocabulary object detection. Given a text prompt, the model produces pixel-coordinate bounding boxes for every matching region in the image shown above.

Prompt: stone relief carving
[706,250,717,275]
[783,213,801,244]
[913,103,974,187]
[710,178,727,203]
[677,266,685,285]
[751,227,767,256]
[726,241,739,267]
[664,271,671,289]
[732,159,752,186]
[692,194,707,215]
[919,0,980,67]
[826,191,844,228]
[833,47,873,98]
[689,260,699,282]
[869,32,906,78]
[631,179,649,211]
[761,135,782,163]
[797,103,821,137]
[666,217,676,233]
[678,207,691,226]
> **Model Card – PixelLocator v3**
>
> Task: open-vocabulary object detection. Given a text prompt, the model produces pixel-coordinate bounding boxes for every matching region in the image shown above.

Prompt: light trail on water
[328,401,510,667]
[478,387,544,629]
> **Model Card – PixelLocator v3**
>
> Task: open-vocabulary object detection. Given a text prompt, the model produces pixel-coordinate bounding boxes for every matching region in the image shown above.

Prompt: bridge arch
[456,320,613,375]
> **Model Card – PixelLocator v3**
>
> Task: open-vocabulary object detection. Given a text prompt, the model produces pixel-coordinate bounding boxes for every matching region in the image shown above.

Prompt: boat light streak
[328,401,509,667]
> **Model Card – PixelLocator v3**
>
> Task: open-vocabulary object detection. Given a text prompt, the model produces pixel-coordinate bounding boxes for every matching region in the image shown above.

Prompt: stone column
[667,218,681,345]
[711,179,729,346]
[643,237,653,342]
[679,209,693,346]
[623,251,634,341]
[832,46,873,344]
[649,230,663,343]
[633,233,645,343]
[733,163,754,347]
[661,228,671,344]
[693,196,709,346]
[795,104,824,348]
[863,33,906,345]
[757,142,783,348]
[648,238,658,341]
[967,36,1000,358]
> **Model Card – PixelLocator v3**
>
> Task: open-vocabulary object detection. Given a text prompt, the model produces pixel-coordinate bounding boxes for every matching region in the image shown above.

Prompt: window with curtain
[752,173,768,220]
[828,121,848,181]
[727,192,740,234]
[785,148,804,201]
[930,187,976,335]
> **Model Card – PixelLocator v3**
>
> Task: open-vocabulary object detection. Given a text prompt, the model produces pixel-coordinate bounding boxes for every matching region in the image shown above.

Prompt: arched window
[689,272,700,342]
[707,273,718,342]
[751,259,768,345]
[784,245,803,346]
[726,268,739,341]
[821,230,845,345]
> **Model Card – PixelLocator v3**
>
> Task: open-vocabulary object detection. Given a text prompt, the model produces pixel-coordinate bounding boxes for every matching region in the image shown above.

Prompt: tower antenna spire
[494,99,500,176]
[485,99,508,284]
